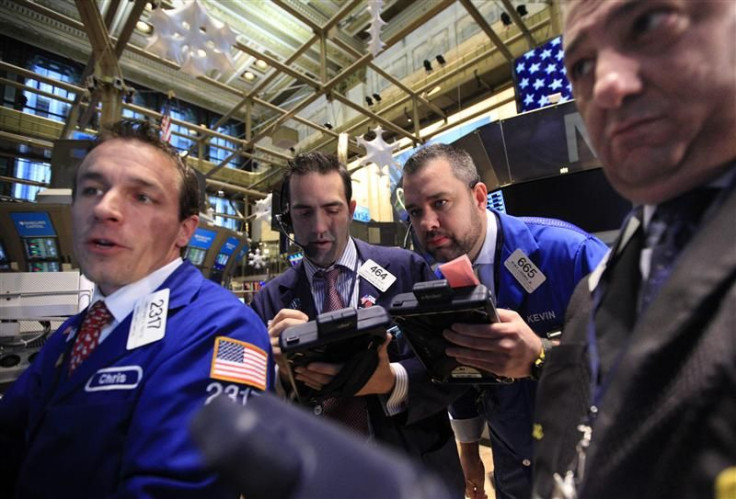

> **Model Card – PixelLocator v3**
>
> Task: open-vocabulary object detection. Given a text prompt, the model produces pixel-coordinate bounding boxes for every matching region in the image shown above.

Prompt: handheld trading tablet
[389,280,511,385]
[279,306,389,403]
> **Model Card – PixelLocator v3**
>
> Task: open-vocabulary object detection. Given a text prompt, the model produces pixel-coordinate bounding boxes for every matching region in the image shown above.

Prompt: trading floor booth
[0,203,76,273]
[184,224,247,287]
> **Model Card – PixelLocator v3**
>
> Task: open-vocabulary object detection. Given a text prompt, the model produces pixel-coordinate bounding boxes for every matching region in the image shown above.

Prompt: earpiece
[275,179,299,248]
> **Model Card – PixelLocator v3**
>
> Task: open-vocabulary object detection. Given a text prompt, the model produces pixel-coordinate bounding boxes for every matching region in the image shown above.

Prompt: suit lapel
[51,263,200,401]
[354,240,392,308]
[278,264,317,318]
[589,185,736,463]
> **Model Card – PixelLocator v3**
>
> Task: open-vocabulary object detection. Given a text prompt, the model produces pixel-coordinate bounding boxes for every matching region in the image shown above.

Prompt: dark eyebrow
[78,170,161,192]
[564,0,642,60]
[292,201,343,210]
[404,191,450,212]
[77,171,105,185]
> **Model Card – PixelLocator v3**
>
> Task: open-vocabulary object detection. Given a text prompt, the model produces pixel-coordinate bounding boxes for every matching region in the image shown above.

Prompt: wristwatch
[530,338,555,380]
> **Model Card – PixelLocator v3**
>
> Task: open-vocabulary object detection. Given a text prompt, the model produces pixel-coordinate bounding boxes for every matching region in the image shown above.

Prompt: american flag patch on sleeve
[210,337,268,390]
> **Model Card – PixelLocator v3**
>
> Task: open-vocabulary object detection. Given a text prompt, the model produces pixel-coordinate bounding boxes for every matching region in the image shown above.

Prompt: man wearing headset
[252,151,464,496]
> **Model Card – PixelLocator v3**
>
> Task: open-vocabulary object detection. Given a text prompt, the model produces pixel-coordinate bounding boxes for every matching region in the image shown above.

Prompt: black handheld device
[389,280,510,385]
[279,306,389,403]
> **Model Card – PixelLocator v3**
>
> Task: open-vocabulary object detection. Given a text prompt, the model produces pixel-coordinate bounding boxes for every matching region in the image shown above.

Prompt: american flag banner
[512,36,573,113]
[160,100,172,143]
[210,337,268,390]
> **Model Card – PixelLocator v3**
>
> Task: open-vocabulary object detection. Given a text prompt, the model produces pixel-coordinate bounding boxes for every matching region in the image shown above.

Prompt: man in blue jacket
[252,151,465,496]
[0,120,273,498]
[401,144,608,499]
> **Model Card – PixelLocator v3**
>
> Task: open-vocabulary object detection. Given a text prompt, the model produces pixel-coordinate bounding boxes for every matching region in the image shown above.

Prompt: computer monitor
[23,237,59,260]
[212,236,241,272]
[213,252,230,271]
[185,227,218,268]
[10,212,62,272]
[288,251,304,267]
[0,241,8,270]
[185,247,208,267]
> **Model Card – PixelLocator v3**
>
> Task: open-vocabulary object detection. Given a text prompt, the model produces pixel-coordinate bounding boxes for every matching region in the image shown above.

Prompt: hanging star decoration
[366,0,386,57]
[253,193,272,225]
[356,126,400,176]
[248,248,268,269]
[146,0,237,78]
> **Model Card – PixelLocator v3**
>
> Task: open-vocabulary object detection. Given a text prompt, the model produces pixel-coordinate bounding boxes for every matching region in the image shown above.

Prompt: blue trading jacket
[450,210,609,491]
[0,261,273,499]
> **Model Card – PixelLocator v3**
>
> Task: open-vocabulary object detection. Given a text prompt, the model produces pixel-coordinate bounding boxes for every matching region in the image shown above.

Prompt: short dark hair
[403,143,480,188]
[284,151,352,204]
[72,119,200,221]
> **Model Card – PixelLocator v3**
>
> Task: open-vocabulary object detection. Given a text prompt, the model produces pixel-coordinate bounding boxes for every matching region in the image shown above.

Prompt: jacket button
[522,459,531,467]
[313,404,323,415]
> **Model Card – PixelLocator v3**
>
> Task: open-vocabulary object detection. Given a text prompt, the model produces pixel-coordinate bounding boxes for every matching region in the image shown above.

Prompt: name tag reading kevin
[358,259,396,293]
[127,288,169,350]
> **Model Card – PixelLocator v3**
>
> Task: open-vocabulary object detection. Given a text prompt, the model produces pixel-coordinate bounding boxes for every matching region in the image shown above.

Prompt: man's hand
[443,308,542,378]
[294,333,395,395]
[355,333,395,396]
[459,441,488,499]
[267,308,309,379]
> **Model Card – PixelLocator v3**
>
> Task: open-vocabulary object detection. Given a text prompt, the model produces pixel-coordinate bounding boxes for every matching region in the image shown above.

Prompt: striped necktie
[318,267,369,435]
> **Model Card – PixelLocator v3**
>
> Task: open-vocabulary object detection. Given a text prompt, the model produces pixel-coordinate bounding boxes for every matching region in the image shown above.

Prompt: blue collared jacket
[0,261,273,498]
[451,210,609,497]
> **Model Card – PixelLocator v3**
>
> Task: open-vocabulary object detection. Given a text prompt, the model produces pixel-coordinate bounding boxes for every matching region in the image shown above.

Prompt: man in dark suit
[532,1,736,498]
[252,151,464,496]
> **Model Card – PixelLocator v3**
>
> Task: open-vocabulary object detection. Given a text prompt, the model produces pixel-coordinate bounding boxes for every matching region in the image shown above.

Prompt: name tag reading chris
[127,288,169,350]
[358,259,396,293]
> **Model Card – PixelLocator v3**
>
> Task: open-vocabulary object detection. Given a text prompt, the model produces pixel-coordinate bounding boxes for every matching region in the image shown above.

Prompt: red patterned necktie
[68,301,113,374]
[318,267,370,435]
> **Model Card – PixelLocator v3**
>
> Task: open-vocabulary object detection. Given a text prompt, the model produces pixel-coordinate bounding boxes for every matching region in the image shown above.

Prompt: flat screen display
[28,261,60,272]
[23,237,59,260]
[288,252,304,267]
[0,241,8,270]
[186,247,207,266]
[213,252,230,270]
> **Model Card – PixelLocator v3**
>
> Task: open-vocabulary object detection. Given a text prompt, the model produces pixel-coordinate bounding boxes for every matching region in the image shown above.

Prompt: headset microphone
[275,213,301,250]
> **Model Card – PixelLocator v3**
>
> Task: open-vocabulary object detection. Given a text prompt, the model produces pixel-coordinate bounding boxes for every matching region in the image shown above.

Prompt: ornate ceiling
[0,0,562,199]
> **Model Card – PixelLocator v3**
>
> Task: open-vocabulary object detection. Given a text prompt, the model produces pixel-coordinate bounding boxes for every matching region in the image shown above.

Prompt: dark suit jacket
[533,182,736,498]
[252,238,465,496]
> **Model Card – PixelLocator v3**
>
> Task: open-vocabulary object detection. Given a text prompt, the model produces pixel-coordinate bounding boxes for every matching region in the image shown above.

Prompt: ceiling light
[501,12,512,26]
[323,122,333,130]
[255,59,268,69]
[243,71,255,81]
[372,93,382,102]
[516,5,528,17]
[136,21,153,34]
[435,54,446,66]
[423,59,433,73]
[427,85,442,97]
[365,96,374,106]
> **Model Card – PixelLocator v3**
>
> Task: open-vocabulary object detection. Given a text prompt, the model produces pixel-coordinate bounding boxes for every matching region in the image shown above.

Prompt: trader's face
[289,171,356,268]
[402,158,486,263]
[72,139,197,296]
[563,0,736,204]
